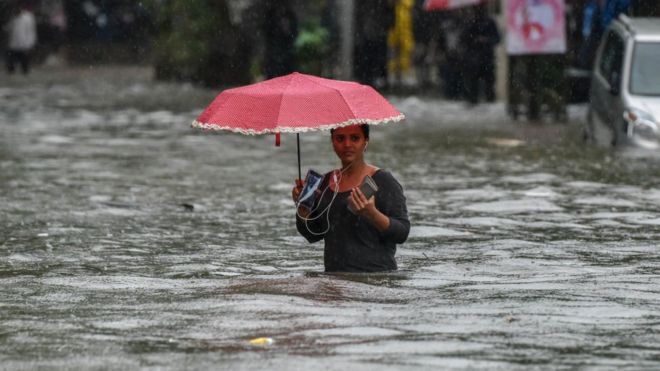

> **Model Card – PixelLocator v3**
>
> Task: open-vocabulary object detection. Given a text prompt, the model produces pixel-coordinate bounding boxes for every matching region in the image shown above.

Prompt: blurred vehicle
[586,16,660,147]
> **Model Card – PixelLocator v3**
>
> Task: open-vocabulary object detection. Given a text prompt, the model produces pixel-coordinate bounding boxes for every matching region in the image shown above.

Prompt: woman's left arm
[349,173,410,243]
[350,189,390,231]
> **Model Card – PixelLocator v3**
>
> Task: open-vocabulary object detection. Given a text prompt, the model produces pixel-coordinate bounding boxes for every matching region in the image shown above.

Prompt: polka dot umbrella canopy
[192,72,404,179]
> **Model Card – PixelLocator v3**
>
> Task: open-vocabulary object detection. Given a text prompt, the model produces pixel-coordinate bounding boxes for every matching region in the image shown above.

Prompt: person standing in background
[437,15,465,100]
[388,0,415,87]
[321,0,341,77]
[578,0,630,68]
[5,3,37,75]
[262,0,298,79]
[461,4,500,104]
[412,0,441,90]
[354,0,395,89]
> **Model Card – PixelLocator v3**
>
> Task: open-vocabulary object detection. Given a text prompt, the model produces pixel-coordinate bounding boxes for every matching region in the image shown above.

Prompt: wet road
[1,67,660,370]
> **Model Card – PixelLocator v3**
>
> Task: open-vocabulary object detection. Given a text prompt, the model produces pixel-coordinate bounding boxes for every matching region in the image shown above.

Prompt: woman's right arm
[293,179,325,243]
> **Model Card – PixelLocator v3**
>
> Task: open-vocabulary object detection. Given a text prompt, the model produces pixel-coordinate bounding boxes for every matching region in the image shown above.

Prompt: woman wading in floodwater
[292,124,410,272]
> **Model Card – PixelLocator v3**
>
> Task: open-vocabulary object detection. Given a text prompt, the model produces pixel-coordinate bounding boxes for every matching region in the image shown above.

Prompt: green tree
[146,0,251,86]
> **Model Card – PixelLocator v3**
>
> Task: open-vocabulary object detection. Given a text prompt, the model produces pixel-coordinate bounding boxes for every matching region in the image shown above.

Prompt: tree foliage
[144,0,251,86]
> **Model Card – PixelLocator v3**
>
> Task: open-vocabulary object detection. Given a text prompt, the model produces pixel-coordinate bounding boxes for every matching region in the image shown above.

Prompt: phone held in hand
[348,175,379,214]
[297,169,324,213]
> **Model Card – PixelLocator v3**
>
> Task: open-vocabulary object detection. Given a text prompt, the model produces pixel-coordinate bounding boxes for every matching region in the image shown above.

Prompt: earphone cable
[296,161,354,236]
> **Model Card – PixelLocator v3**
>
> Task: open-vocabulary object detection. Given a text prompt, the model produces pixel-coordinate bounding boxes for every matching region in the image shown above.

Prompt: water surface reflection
[1,68,660,369]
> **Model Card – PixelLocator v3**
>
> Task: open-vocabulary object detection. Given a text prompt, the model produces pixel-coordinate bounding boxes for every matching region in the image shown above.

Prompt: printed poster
[506,0,566,55]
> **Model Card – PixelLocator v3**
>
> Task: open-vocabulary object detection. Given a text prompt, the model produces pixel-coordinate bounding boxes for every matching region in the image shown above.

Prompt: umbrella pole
[297,133,301,180]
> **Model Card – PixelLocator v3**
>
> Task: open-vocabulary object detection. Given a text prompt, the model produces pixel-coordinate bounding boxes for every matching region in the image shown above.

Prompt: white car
[586,16,660,148]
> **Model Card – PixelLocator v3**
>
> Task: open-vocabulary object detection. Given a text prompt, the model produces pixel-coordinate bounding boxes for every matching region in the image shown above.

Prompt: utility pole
[337,0,355,80]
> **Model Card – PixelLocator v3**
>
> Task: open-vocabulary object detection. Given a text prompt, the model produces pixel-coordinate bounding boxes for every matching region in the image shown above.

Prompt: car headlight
[624,108,658,139]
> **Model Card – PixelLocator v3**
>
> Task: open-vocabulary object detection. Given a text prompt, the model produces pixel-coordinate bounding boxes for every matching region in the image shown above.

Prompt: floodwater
[2,67,660,370]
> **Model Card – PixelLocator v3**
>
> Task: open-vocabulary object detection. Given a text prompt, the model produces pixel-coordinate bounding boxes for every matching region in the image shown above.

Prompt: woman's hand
[292,178,303,204]
[349,187,376,217]
[349,187,390,232]
[292,178,312,217]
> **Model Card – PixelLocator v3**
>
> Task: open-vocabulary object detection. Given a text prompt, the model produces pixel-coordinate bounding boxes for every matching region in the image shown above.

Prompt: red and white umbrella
[192,72,404,178]
[424,0,483,11]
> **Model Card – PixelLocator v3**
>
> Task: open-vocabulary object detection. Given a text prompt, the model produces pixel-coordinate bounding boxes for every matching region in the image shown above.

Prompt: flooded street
[2,67,660,370]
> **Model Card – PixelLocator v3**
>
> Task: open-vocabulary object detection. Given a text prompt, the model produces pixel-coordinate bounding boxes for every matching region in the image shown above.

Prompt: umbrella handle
[297,133,301,180]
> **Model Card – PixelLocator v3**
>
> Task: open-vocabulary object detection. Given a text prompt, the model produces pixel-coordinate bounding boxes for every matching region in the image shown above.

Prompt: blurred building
[0,0,154,65]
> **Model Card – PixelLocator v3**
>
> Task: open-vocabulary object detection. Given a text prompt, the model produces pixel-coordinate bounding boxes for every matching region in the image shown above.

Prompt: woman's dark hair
[330,124,369,139]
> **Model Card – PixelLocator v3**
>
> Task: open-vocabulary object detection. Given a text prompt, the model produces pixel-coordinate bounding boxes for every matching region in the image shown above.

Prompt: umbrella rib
[298,75,359,120]
[288,75,405,130]
[336,90,358,120]
[276,75,297,131]
[276,74,358,130]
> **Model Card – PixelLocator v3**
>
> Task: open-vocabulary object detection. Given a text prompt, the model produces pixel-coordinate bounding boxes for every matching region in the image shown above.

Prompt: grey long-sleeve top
[296,169,410,272]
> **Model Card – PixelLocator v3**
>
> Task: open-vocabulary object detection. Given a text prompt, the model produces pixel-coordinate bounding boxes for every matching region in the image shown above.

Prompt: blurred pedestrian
[354,0,395,89]
[437,16,464,99]
[461,4,500,104]
[4,3,37,75]
[321,0,340,76]
[263,0,298,79]
[388,0,415,87]
[578,0,630,68]
[40,0,67,66]
[412,0,441,90]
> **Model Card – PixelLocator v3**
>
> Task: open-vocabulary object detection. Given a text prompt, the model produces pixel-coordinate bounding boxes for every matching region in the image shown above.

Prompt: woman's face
[331,125,368,165]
